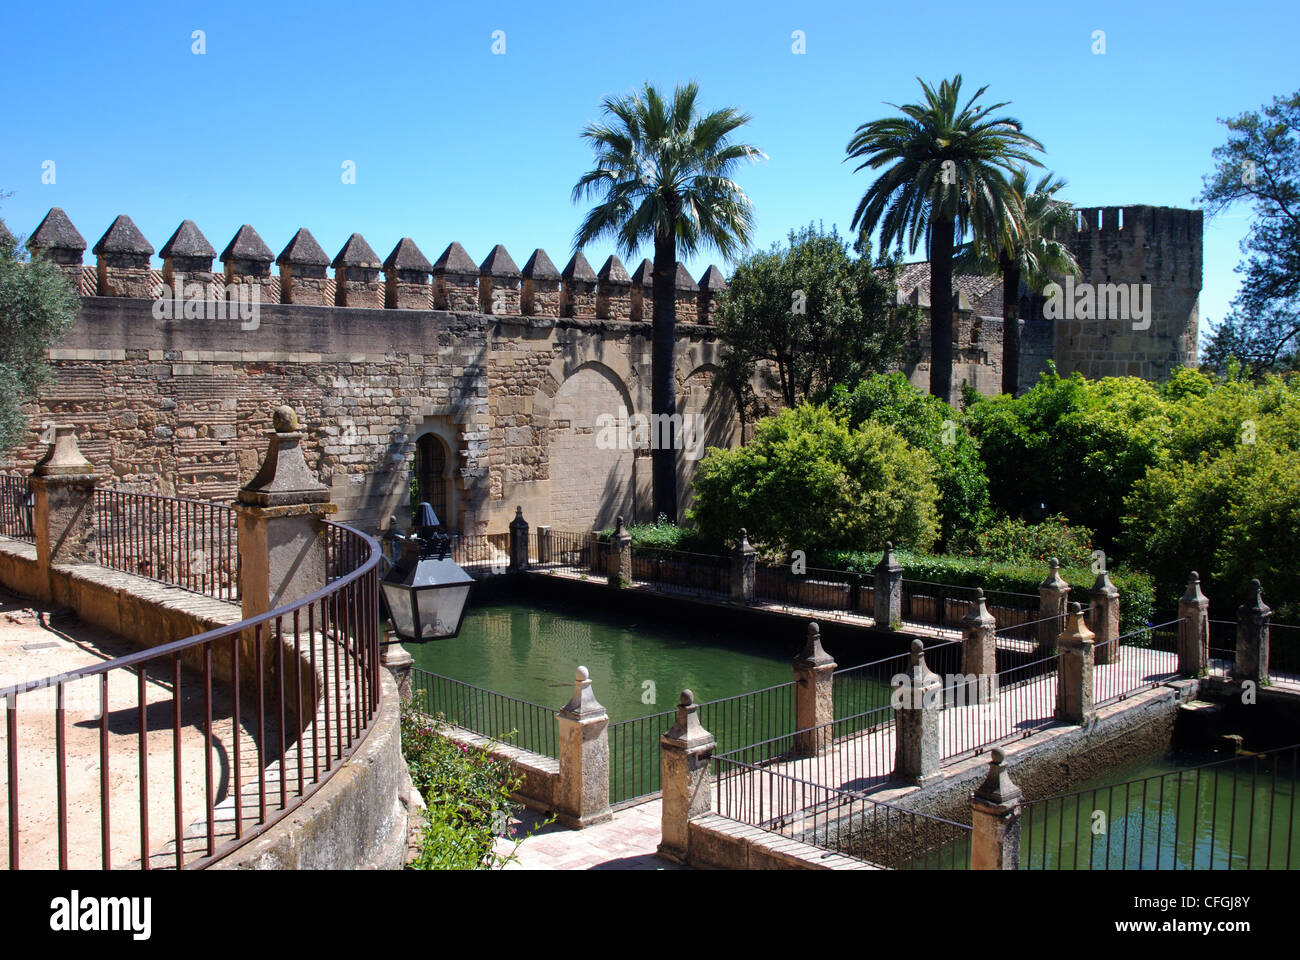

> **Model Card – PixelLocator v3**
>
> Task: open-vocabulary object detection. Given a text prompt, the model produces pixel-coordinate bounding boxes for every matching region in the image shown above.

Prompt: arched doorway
[412,433,452,529]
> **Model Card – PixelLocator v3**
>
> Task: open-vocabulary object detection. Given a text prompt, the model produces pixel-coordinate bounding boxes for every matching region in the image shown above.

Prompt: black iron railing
[0,475,34,542]
[408,668,558,760]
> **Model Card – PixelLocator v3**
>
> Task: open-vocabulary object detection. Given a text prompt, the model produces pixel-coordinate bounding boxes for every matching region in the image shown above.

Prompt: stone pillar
[479,244,521,316]
[536,525,552,564]
[26,207,87,290]
[894,639,941,786]
[874,541,903,629]
[672,262,699,322]
[730,527,755,602]
[970,748,1023,870]
[595,255,632,320]
[1089,571,1121,665]
[30,426,101,600]
[555,666,612,828]
[961,588,998,704]
[383,238,434,309]
[793,622,836,758]
[658,689,716,864]
[630,259,654,322]
[159,219,217,301]
[520,249,561,317]
[508,505,529,572]
[332,233,384,308]
[1037,558,1070,654]
[1056,602,1095,724]
[1177,571,1210,677]
[220,224,276,302]
[561,252,597,319]
[234,406,337,621]
[697,265,727,324]
[432,242,480,312]
[1234,580,1271,686]
[276,228,331,305]
[93,215,155,298]
[381,628,415,701]
[608,515,632,588]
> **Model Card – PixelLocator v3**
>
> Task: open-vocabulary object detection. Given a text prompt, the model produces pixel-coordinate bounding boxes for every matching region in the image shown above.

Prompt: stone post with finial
[555,666,612,829]
[1056,602,1095,724]
[508,505,529,572]
[730,528,756,602]
[961,588,998,704]
[30,425,101,603]
[793,622,837,757]
[1089,570,1121,665]
[894,639,942,785]
[1177,571,1210,677]
[234,405,337,622]
[1038,558,1070,654]
[970,748,1023,869]
[608,515,632,589]
[658,689,716,864]
[1234,580,1271,686]
[874,541,903,630]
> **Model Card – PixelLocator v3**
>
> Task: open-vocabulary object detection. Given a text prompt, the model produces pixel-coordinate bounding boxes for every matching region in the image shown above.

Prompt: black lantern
[380,502,474,641]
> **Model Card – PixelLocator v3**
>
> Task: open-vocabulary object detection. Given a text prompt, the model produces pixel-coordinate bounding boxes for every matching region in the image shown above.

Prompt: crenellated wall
[10,210,750,537]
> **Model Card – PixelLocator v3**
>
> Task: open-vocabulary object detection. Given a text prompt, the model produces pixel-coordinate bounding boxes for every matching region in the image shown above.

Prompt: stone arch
[547,361,636,531]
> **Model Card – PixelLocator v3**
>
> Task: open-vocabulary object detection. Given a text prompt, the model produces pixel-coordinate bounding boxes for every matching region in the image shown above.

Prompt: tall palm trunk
[929,216,955,402]
[1000,252,1021,396]
[651,231,678,523]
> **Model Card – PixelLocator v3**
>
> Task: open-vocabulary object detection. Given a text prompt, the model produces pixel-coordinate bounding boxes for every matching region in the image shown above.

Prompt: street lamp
[380,502,474,641]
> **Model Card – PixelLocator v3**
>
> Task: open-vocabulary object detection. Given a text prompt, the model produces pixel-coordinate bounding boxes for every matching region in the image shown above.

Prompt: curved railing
[1,520,382,870]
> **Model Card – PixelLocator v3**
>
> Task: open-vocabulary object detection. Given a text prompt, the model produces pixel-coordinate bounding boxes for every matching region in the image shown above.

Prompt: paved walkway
[494,798,684,870]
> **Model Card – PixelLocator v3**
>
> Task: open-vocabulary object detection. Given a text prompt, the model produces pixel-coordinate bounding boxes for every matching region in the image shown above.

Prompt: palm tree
[572,82,762,524]
[846,75,1043,402]
[957,168,1080,395]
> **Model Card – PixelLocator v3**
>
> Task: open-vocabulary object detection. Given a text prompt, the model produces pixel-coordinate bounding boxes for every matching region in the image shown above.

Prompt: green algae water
[407,596,796,723]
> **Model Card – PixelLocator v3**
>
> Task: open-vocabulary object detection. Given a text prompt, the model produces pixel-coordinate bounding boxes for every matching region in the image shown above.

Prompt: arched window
[413,434,450,529]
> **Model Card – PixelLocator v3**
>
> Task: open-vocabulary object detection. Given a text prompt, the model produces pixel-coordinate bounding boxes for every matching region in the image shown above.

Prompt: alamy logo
[1042,275,1152,331]
[50,890,151,940]
[595,412,704,460]
[152,281,261,330]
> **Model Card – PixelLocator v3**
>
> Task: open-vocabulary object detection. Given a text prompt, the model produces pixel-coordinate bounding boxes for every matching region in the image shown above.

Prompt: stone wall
[8,296,750,537]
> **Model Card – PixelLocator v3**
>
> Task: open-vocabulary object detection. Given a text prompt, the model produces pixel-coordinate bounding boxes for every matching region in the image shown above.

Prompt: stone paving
[494,797,684,870]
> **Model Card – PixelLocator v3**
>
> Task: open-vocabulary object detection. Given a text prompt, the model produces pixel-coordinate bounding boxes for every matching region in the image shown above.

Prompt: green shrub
[401,704,543,870]
[826,373,990,545]
[595,514,719,553]
[816,546,1155,635]
[687,403,940,555]
[950,513,1096,568]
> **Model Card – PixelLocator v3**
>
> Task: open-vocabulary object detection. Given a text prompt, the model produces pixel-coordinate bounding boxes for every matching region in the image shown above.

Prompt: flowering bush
[400,704,545,870]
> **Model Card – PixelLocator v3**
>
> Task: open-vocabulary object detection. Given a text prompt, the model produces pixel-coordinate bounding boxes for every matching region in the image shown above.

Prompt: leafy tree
[965,367,1174,548]
[956,168,1079,395]
[714,223,922,409]
[1198,88,1300,377]
[0,209,80,451]
[826,372,988,545]
[687,403,940,556]
[572,82,763,522]
[846,75,1043,403]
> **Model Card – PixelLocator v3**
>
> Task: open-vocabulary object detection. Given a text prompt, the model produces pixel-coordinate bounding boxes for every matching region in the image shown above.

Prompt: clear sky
[1,0,1293,336]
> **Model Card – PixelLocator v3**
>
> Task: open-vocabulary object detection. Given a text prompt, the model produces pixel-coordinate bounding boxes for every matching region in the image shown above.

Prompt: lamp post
[380,502,474,642]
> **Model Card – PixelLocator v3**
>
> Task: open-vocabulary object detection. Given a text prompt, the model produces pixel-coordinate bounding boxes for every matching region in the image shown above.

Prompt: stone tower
[1020,204,1202,385]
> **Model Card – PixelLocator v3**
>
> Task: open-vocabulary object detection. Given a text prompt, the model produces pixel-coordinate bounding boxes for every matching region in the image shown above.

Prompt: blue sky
[1,0,1293,335]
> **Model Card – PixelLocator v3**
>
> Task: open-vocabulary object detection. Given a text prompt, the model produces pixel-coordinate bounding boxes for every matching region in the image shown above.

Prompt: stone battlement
[22,208,727,325]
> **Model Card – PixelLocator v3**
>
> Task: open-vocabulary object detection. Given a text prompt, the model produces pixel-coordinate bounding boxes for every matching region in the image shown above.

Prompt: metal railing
[1020,743,1300,869]
[832,640,963,726]
[713,756,971,868]
[937,652,1061,763]
[1,521,381,870]
[754,566,867,614]
[627,546,730,599]
[0,475,34,543]
[1093,620,1182,706]
[448,533,511,572]
[94,489,240,602]
[408,668,558,760]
